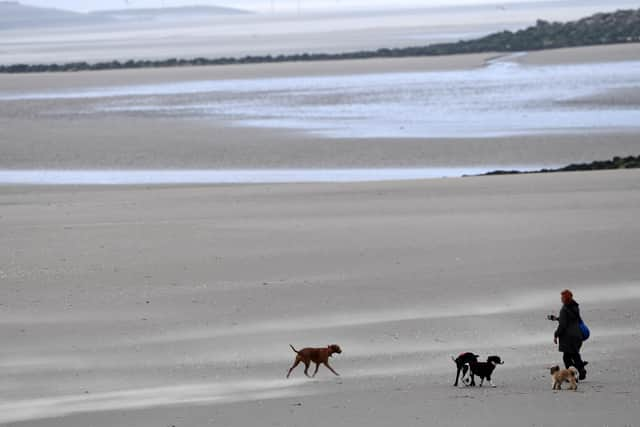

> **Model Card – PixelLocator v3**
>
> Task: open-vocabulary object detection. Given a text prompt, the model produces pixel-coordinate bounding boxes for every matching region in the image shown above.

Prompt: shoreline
[0,155,638,186]
[2,46,639,174]
[0,54,492,93]
[2,43,639,93]
[2,39,639,76]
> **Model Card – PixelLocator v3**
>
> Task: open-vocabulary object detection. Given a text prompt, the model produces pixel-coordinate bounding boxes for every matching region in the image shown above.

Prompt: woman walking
[553,289,587,380]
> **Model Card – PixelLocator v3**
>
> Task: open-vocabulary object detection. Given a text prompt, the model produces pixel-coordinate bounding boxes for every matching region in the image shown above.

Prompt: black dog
[466,355,504,387]
[452,352,480,386]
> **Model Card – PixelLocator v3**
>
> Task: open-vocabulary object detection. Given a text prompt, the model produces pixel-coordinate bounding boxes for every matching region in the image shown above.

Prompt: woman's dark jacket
[554,300,583,353]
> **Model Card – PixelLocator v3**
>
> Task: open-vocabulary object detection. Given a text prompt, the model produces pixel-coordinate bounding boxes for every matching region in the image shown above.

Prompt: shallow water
[3,58,640,138]
[0,167,542,185]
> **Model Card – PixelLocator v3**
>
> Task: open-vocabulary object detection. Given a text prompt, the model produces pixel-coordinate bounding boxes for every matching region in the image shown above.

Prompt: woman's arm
[554,307,567,338]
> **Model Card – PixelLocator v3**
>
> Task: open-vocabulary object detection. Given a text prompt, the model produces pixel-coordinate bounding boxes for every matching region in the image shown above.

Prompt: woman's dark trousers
[563,352,586,379]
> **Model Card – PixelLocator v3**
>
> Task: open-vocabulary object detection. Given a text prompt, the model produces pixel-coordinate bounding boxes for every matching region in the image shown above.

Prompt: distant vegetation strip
[1,8,640,73]
[479,155,640,176]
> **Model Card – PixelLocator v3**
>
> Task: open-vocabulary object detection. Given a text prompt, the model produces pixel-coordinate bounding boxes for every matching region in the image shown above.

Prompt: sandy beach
[1,15,640,423]
[1,169,640,426]
[2,45,640,171]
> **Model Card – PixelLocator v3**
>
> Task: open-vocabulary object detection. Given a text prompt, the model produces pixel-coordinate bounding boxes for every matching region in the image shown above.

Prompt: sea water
[3,58,640,139]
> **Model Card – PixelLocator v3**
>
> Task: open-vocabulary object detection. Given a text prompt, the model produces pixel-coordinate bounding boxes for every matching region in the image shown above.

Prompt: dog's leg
[286,359,301,378]
[303,362,311,377]
[454,368,460,387]
[460,367,470,387]
[462,363,476,385]
[460,365,470,387]
[485,374,496,388]
[312,363,320,377]
[453,358,461,386]
[324,361,340,376]
[479,377,484,387]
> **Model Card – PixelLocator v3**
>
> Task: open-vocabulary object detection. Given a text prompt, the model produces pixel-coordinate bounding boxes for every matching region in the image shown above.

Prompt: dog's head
[487,355,504,365]
[328,344,342,355]
[549,365,561,375]
[567,366,578,377]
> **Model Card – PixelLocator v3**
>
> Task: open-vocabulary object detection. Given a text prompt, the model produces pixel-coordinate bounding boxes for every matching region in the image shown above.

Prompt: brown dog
[286,344,342,378]
[550,365,578,391]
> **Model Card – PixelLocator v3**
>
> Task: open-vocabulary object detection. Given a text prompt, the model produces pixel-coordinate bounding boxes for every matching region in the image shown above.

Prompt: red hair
[561,289,573,304]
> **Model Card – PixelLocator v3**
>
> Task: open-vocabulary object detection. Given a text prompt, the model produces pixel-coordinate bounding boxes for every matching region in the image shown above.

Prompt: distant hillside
[90,5,251,22]
[2,7,640,72]
[0,1,108,29]
[0,2,249,30]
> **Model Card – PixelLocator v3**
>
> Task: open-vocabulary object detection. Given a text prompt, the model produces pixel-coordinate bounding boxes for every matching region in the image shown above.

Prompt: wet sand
[1,170,640,426]
[1,116,639,169]
[2,45,640,171]
[0,53,493,93]
[2,42,639,94]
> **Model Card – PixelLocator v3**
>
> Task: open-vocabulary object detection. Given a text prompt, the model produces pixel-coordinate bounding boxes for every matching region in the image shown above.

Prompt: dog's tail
[290,344,300,354]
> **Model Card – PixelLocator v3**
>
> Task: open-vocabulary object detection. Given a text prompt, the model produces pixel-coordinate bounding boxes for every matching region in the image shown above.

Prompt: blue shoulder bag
[579,317,590,341]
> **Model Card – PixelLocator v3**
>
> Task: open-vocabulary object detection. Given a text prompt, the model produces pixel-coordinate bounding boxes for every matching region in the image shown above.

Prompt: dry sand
[1,170,640,426]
